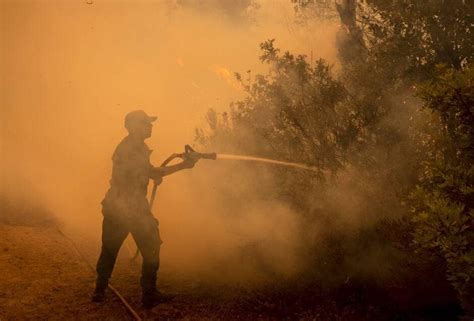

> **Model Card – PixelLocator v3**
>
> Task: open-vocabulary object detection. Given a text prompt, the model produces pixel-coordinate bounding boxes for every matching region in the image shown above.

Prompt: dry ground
[0,223,461,321]
[0,224,272,321]
[0,224,131,321]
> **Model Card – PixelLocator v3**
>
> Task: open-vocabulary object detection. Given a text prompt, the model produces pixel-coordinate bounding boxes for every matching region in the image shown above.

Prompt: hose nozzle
[184,144,216,161]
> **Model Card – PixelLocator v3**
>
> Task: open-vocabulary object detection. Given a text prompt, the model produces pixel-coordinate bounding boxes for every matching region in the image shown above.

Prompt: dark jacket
[102,136,154,220]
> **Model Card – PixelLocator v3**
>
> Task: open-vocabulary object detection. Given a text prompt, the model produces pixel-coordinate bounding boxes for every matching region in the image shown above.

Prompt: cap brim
[148,116,158,122]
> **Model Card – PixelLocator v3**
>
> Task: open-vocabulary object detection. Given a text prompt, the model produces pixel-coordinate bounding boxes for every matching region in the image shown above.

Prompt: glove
[182,157,197,169]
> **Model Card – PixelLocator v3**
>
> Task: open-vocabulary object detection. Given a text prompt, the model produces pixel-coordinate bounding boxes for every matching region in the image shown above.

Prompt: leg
[94,217,129,296]
[130,215,161,294]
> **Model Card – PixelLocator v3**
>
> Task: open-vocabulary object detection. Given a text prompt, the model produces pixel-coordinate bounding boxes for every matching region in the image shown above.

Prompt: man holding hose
[92,110,197,308]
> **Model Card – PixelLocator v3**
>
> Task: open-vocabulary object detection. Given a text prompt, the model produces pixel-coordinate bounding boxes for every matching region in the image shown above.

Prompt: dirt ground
[0,224,128,321]
[0,223,363,321]
[0,223,461,321]
[0,224,274,321]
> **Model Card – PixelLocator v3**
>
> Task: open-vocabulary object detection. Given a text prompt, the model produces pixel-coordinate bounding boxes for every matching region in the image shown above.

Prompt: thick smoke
[1,0,339,284]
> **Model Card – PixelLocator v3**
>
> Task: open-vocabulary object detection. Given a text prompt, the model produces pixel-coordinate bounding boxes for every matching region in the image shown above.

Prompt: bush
[410,65,474,315]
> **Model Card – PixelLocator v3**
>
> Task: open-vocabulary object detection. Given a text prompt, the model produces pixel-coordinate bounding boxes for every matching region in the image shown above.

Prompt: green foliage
[411,65,474,315]
[196,0,473,316]
[362,0,473,72]
[297,1,473,79]
[199,39,356,174]
[419,66,474,163]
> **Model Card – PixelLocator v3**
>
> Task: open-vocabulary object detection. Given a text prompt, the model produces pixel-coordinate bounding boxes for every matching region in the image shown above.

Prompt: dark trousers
[96,215,161,292]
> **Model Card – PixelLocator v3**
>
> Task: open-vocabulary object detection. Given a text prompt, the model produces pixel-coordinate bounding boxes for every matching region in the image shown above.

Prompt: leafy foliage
[196,0,473,316]
[410,65,474,315]
[198,40,359,174]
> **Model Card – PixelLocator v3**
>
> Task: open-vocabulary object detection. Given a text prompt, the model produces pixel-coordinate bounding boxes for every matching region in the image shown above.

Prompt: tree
[411,65,474,315]
[198,40,355,174]
[196,0,473,316]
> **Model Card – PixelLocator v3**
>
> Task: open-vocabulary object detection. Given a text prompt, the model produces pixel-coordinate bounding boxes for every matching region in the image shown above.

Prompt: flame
[213,65,243,90]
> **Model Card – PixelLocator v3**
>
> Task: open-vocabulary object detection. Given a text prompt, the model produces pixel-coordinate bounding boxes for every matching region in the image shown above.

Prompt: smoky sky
[0,0,338,281]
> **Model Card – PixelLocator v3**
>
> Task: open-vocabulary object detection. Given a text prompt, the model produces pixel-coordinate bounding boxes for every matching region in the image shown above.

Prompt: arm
[150,158,196,180]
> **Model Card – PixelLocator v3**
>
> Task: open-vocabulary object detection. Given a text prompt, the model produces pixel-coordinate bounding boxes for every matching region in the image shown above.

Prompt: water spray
[149,146,318,208]
[216,154,319,172]
[158,145,320,173]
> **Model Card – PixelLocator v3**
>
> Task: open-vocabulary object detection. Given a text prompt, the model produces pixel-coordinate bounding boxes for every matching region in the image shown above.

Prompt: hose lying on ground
[54,225,142,321]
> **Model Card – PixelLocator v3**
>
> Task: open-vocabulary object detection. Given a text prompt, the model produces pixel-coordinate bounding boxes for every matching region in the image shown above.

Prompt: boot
[91,278,108,302]
[142,288,174,309]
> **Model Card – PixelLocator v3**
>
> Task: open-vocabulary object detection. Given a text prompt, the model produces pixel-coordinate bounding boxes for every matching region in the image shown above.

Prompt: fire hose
[150,145,216,209]
[54,225,142,321]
